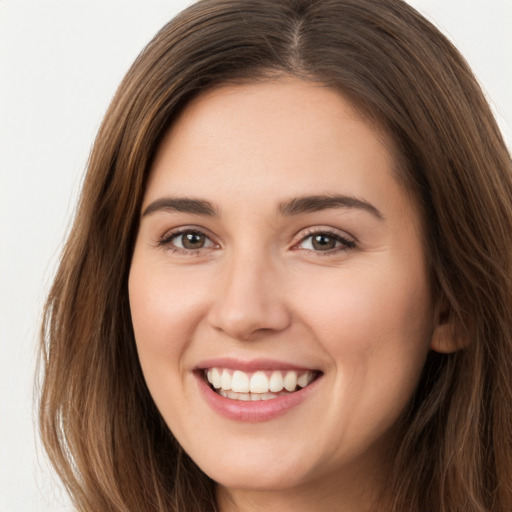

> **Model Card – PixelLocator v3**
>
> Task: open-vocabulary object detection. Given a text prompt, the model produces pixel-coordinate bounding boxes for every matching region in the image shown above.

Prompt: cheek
[301,267,431,347]
[304,269,433,441]
[127,260,209,429]
[293,261,433,406]
[128,259,209,376]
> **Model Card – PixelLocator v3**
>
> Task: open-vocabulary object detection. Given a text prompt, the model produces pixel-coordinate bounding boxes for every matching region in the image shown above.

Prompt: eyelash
[157,227,356,256]
[293,228,356,255]
[157,228,217,255]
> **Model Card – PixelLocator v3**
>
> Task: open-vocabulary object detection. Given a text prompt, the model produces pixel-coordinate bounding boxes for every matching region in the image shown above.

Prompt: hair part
[39,1,512,511]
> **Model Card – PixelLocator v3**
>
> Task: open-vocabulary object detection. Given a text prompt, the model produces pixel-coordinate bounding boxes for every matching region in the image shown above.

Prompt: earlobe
[430,308,469,353]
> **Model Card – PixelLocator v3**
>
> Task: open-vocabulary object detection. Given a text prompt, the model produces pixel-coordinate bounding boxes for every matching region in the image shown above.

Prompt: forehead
[147,78,402,203]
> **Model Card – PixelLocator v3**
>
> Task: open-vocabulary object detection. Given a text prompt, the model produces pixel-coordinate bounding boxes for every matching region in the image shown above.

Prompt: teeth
[297,372,311,388]
[221,369,232,390]
[283,371,297,392]
[269,371,284,392]
[211,368,221,389]
[249,371,268,393]
[205,367,316,398]
[231,370,250,393]
[219,389,292,401]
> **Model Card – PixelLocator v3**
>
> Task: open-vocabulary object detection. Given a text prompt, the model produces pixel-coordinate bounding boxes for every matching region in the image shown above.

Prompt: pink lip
[196,357,316,372]
[194,369,321,423]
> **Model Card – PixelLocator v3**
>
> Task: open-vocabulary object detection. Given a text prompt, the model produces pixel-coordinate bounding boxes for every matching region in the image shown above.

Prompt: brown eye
[181,232,206,249]
[297,230,356,253]
[311,234,337,251]
[166,230,215,251]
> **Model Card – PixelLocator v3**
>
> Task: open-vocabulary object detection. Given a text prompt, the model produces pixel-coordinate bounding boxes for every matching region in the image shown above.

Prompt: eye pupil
[182,232,205,249]
[312,234,336,251]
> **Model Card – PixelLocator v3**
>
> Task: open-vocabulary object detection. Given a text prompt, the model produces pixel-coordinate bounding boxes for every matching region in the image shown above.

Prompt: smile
[204,368,318,401]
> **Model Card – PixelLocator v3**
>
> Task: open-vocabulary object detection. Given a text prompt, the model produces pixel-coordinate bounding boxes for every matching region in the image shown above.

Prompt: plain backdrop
[0,1,510,511]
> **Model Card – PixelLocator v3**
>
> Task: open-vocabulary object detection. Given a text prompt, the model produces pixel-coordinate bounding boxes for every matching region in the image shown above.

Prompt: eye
[159,228,216,252]
[296,230,356,253]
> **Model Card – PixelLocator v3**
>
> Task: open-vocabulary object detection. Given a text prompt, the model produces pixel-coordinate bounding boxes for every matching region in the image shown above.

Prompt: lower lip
[195,372,320,423]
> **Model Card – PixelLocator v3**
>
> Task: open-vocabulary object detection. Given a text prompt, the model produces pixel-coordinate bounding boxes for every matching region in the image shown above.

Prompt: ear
[430,301,469,354]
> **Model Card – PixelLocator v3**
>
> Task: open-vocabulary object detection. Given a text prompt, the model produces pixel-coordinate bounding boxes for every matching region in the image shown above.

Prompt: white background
[0,1,510,511]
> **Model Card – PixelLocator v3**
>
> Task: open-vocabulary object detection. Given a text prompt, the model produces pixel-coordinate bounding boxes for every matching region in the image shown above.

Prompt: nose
[207,251,292,341]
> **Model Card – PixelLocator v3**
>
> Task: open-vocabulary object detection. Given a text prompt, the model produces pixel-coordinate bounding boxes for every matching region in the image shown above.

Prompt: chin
[208,465,307,492]
[189,444,315,492]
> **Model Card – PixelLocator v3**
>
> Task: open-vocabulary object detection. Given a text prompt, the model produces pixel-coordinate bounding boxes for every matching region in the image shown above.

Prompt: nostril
[206,273,292,340]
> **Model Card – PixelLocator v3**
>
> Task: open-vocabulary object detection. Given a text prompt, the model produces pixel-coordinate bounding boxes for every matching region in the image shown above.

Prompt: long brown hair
[39,1,512,511]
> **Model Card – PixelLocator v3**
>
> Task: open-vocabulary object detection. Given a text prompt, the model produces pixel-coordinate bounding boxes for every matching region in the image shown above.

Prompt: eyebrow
[142,194,383,220]
[277,194,384,219]
[142,197,219,217]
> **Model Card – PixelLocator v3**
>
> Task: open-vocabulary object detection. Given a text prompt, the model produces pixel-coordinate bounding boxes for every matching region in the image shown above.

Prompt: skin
[129,78,446,511]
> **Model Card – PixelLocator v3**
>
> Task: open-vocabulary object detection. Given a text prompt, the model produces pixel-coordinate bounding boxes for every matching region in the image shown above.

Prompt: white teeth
[283,371,297,392]
[221,369,232,390]
[205,367,317,399]
[211,368,221,389]
[231,370,250,393]
[221,390,289,401]
[249,371,268,393]
[297,371,312,388]
[269,371,284,392]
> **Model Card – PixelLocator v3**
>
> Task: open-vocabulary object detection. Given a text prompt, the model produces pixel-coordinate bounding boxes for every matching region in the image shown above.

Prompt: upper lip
[196,357,320,373]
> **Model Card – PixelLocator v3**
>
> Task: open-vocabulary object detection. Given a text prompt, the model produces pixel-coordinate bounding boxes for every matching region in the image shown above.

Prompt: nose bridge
[208,244,290,340]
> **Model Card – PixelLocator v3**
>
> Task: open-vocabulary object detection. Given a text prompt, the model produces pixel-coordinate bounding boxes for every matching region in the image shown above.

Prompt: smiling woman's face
[129,78,439,507]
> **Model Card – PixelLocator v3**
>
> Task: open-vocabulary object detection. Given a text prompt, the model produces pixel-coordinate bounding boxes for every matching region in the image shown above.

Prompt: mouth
[202,367,321,401]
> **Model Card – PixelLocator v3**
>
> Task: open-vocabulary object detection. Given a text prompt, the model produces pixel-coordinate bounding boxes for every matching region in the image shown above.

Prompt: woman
[39,0,512,511]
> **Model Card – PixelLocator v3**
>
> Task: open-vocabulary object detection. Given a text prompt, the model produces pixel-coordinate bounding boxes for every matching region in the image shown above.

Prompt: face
[129,79,438,505]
